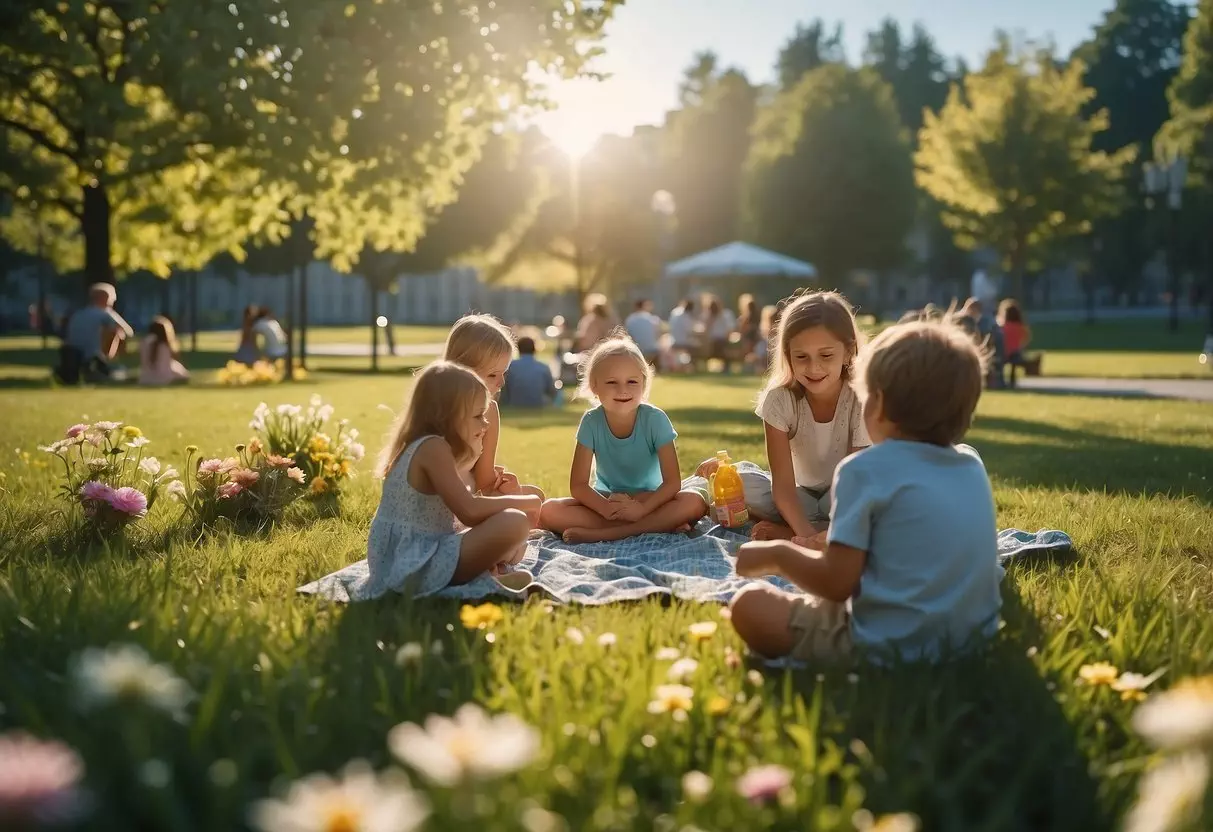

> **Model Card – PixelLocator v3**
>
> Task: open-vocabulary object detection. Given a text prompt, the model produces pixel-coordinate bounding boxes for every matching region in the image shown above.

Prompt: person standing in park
[57,282,134,383]
[624,299,663,366]
[667,298,698,372]
[500,336,556,408]
[575,293,617,353]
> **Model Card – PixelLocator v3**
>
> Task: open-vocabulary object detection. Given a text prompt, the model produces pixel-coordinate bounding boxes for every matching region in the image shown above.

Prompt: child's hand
[518,495,542,527]
[495,467,521,495]
[734,541,784,578]
[617,500,647,522]
[695,457,721,479]
[607,492,633,503]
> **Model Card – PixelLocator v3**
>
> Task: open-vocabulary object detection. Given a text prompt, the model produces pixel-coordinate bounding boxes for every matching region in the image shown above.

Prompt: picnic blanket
[296,521,1074,605]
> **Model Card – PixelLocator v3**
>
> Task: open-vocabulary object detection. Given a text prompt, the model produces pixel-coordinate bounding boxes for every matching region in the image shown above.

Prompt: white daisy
[249,760,428,832]
[388,704,540,786]
[71,644,192,716]
[681,770,714,803]
[1133,675,1213,750]
[654,647,681,662]
[395,643,424,667]
[139,457,161,476]
[127,437,152,449]
[165,481,188,501]
[564,628,585,646]
[1124,753,1208,832]
[666,658,699,682]
[597,633,617,648]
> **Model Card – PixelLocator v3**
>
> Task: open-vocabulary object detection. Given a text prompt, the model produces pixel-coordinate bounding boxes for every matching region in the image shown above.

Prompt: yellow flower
[1079,662,1119,686]
[247,438,264,456]
[121,426,142,439]
[338,459,352,477]
[309,478,329,495]
[309,435,331,454]
[688,621,717,642]
[294,366,308,381]
[706,695,730,716]
[459,603,504,630]
[647,684,694,719]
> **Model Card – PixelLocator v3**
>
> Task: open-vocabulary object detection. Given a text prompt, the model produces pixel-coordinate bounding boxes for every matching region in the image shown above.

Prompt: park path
[1016,376,1213,402]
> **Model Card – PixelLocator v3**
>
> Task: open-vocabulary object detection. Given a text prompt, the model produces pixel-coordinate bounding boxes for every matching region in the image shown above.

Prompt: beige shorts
[788,595,852,662]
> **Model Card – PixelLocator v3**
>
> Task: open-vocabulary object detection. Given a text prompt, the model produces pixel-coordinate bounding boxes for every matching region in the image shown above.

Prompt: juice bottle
[710,451,749,528]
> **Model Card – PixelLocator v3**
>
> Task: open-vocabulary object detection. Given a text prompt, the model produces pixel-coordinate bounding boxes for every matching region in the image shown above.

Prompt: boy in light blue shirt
[730,318,1003,663]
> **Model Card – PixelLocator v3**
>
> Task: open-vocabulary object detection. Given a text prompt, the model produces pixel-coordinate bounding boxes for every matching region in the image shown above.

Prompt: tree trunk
[299,262,309,370]
[370,282,380,373]
[189,270,199,352]
[81,181,113,293]
[1167,206,1180,333]
[284,268,296,381]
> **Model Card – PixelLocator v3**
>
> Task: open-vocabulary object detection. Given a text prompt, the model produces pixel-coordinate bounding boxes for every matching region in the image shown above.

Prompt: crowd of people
[899,297,1034,388]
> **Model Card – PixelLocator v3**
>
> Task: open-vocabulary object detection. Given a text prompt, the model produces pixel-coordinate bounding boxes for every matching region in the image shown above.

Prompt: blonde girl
[358,361,540,599]
[539,335,708,544]
[694,291,869,545]
[138,315,190,386]
[443,314,543,499]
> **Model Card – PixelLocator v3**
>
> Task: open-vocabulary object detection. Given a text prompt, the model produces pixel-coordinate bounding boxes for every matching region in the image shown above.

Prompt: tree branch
[0,114,77,161]
[53,196,83,219]
[0,68,81,140]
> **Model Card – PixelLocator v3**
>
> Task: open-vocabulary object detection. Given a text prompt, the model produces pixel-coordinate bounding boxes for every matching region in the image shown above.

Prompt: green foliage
[1159,0,1213,183]
[862,20,951,139]
[775,20,846,91]
[745,64,917,280]
[915,43,1137,294]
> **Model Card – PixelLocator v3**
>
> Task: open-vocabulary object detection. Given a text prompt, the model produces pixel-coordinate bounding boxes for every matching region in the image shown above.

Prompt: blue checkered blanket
[297,521,1073,605]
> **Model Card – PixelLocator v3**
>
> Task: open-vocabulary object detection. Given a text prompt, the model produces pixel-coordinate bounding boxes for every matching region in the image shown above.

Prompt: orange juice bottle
[710,451,749,527]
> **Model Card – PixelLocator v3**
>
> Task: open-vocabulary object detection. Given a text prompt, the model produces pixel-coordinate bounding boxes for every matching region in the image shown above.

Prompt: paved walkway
[1016,376,1213,402]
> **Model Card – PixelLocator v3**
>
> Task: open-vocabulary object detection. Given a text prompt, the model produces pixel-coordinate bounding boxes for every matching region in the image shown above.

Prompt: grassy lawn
[1,373,1211,830]
[1023,319,1211,379]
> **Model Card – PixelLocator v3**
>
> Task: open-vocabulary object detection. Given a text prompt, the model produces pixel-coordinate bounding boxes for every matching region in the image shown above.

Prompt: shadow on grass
[973,415,1213,505]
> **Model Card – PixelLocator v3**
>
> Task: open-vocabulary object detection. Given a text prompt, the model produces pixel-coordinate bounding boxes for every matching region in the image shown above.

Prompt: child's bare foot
[791,532,828,550]
[751,520,794,541]
[562,527,597,544]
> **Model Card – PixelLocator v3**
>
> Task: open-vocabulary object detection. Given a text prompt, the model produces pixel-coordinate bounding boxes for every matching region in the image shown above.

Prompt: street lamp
[1143,155,1187,332]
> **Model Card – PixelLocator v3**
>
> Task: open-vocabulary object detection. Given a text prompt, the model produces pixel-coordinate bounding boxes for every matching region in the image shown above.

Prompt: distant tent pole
[284,268,296,381]
[370,280,380,373]
[189,270,199,353]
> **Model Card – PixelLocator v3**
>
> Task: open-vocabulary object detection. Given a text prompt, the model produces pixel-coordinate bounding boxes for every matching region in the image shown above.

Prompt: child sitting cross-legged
[729,317,1004,663]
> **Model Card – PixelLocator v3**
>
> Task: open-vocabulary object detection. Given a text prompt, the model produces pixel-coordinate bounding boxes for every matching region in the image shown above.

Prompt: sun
[532,75,631,158]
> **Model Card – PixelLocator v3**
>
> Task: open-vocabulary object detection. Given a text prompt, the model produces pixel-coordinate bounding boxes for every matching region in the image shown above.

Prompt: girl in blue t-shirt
[539,336,708,543]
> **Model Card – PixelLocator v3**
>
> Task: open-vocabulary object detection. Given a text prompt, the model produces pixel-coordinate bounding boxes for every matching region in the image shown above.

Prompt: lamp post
[1143,155,1187,333]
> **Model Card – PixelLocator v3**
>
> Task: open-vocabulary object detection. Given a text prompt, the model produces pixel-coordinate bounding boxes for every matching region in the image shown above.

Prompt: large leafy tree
[915,41,1137,300]
[0,0,617,292]
[775,20,846,92]
[863,20,950,139]
[744,64,917,283]
[662,56,757,257]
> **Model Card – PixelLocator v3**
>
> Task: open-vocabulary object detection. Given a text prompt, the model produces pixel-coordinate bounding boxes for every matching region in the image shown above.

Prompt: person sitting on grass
[138,315,190,386]
[500,336,556,408]
[58,282,135,384]
[997,299,1032,388]
[539,335,708,544]
[729,317,1003,664]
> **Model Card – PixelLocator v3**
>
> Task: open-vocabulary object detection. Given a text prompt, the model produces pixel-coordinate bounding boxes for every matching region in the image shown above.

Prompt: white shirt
[253,318,288,358]
[709,309,736,341]
[755,384,870,490]
[668,308,695,346]
[624,311,662,355]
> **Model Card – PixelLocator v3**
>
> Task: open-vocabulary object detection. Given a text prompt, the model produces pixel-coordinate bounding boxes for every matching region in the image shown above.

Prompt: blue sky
[536,0,1115,148]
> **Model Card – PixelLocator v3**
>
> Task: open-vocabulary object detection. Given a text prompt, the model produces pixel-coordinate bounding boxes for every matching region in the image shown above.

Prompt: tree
[663,61,757,257]
[745,64,917,283]
[776,21,846,91]
[0,0,619,293]
[863,20,950,139]
[915,41,1137,301]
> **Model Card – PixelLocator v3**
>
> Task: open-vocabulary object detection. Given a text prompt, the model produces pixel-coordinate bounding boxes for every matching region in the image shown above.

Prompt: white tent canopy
[663,241,817,280]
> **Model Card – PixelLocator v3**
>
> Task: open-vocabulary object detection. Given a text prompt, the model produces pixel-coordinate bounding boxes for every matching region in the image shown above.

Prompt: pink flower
[265,454,295,469]
[228,468,260,487]
[736,765,793,804]
[79,481,115,503]
[217,481,245,500]
[106,487,148,517]
[218,457,240,473]
[286,467,306,484]
[92,421,121,432]
[65,424,89,439]
[0,732,89,827]
[196,459,224,480]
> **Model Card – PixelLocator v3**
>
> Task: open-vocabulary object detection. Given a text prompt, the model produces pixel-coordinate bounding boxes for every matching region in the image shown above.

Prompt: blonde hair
[577,333,652,404]
[855,318,987,447]
[377,361,489,476]
[443,314,515,376]
[759,291,863,405]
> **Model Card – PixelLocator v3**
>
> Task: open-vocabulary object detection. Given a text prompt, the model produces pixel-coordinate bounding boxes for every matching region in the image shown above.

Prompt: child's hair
[855,318,987,447]
[577,333,652,404]
[148,315,179,362]
[998,299,1023,325]
[377,361,490,476]
[443,313,515,374]
[761,291,863,404]
[517,336,537,356]
[759,304,779,336]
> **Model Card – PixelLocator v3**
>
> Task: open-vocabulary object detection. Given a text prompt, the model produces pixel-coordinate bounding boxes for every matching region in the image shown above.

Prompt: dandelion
[597,632,617,648]
[1123,753,1208,832]
[217,482,245,500]
[107,487,148,517]
[395,643,424,666]
[165,481,187,501]
[185,445,199,455]
[248,760,429,832]
[65,424,89,439]
[121,426,142,439]
[667,658,699,682]
[655,647,681,661]
[310,478,330,496]
[317,404,335,422]
[647,684,694,719]
[388,704,541,786]
[564,627,585,645]
[286,467,307,484]
[706,695,730,716]
[459,603,504,630]
[736,764,793,804]
[0,732,89,827]
[347,442,366,462]
[688,621,717,642]
[681,770,714,803]
[71,644,192,716]
[139,457,162,476]
[1112,669,1166,703]
[1078,662,1119,687]
[1133,675,1213,750]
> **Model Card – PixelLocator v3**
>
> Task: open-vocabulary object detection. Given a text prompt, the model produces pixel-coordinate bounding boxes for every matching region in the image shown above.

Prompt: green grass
[1019,319,1211,379]
[1,374,1211,830]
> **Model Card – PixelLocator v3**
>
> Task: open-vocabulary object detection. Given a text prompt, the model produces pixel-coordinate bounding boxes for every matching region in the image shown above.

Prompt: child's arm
[765,423,817,538]
[568,443,620,520]
[735,539,865,603]
[621,443,682,520]
[472,402,502,493]
[416,438,540,526]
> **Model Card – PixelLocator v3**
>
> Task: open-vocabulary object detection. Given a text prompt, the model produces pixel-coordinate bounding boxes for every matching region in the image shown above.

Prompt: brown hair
[577,332,652,403]
[998,299,1024,325]
[856,319,987,446]
[443,314,515,376]
[760,291,863,403]
[147,315,179,364]
[376,361,489,476]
